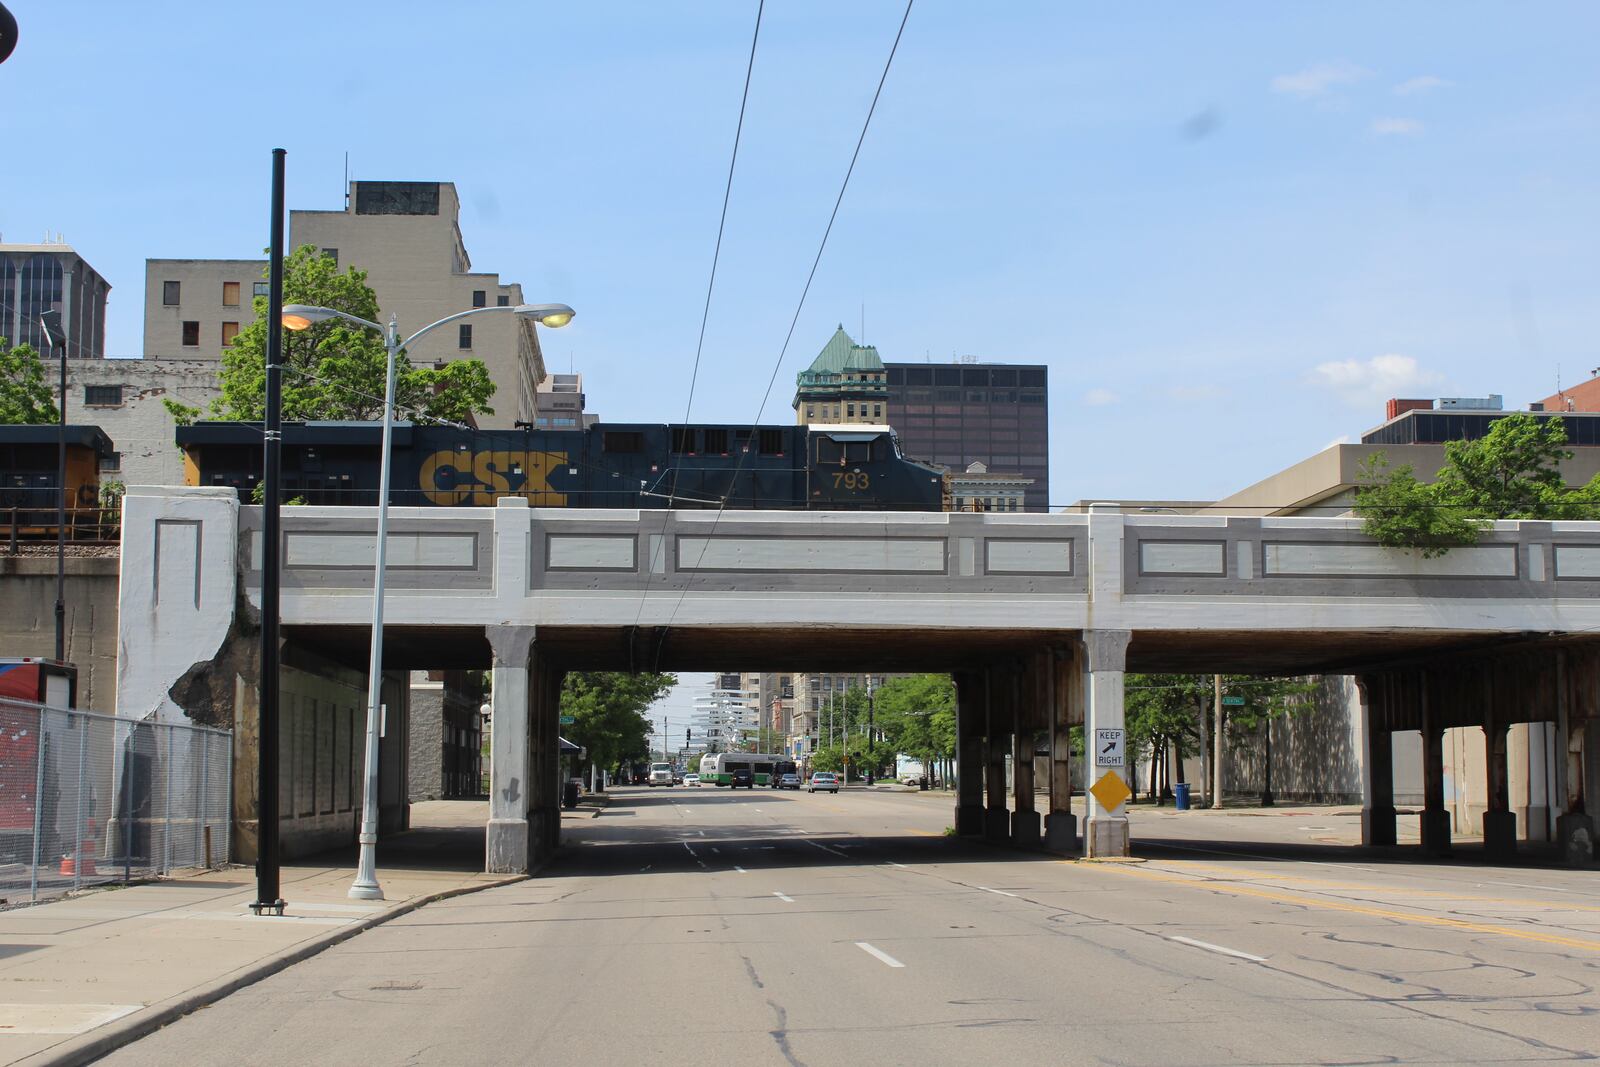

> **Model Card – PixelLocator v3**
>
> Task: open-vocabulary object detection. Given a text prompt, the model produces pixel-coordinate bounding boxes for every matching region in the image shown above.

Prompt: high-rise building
[1,240,110,358]
[691,675,759,753]
[793,326,888,426]
[533,373,596,429]
[885,361,1050,512]
[143,181,549,428]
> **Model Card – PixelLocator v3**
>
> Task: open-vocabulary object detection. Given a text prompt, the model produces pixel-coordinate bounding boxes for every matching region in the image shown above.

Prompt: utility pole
[866,675,876,786]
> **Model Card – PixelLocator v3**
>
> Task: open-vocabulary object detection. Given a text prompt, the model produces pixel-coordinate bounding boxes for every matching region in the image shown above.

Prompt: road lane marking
[977,886,1018,897]
[711,847,721,854]
[774,892,794,902]
[855,942,906,968]
[734,865,748,874]
[808,841,849,858]
[682,842,697,857]
[888,861,909,869]
[1168,935,1267,962]
[1079,862,1600,954]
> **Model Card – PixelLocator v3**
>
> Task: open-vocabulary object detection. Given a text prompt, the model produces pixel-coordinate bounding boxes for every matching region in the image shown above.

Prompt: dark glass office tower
[884,363,1050,512]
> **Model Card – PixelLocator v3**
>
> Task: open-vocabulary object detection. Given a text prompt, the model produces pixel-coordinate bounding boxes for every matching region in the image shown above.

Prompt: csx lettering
[418,450,568,506]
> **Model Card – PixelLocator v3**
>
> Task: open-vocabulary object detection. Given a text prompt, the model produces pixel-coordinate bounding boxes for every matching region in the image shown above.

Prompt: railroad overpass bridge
[116,486,1600,872]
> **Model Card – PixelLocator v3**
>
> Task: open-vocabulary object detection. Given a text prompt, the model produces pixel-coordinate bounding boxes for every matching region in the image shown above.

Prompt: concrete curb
[15,873,528,1067]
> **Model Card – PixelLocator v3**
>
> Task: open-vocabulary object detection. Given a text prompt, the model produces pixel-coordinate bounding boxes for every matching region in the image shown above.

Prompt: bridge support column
[1084,630,1132,858]
[953,671,985,836]
[1482,714,1516,857]
[1012,657,1040,848]
[1554,652,1596,865]
[1419,678,1452,858]
[985,668,1013,842]
[1357,678,1396,847]
[1045,645,1081,854]
[485,625,535,873]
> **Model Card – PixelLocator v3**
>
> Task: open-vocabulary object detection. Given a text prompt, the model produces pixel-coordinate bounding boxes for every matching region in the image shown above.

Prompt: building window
[873,404,881,419]
[458,324,472,349]
[497,294,510,307]
[846,404,855,418]
[163,281,181,306]
[806,406,814,420]
[182,321,200,346]
[84,385,122,407]
[222,321,240,347]
[253,281,270,298]
[222,282,240,306]
[99,452,122,473]
[322,248,338,266]
[472,290,487,308]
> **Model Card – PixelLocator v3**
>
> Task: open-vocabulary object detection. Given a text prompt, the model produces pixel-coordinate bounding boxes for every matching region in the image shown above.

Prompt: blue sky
[5,1,1598,509]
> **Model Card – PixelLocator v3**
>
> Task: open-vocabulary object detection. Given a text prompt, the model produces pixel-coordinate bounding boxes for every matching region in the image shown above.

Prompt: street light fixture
[281,300,573,900]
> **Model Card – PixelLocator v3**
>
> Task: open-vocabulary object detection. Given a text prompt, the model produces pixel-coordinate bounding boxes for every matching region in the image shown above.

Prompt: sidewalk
[0,799,537,1067]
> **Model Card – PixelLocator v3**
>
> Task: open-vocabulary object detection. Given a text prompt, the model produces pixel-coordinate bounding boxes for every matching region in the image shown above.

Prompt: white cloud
[1394,75,1452,96]
[1307,354,1442,408]
[1271,61,1373,99]
[1083,388,1120,407]
[1372,117,1424,136]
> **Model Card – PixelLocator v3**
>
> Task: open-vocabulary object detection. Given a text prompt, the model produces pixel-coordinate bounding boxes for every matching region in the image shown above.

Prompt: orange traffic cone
[59,820,98,878]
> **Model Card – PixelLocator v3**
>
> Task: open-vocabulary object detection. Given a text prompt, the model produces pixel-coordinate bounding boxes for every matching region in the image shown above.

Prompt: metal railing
[3,504,122,550]
[0,698,231,905]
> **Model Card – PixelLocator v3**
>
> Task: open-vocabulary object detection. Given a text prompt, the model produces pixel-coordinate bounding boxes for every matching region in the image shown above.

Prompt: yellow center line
[1072,861,1600,953]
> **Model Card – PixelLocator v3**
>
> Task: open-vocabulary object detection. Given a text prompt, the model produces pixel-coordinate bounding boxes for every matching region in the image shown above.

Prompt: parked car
[731,768,755,789]
[776,773,802,790]
[683,773,700,787]
[807,772,839,794]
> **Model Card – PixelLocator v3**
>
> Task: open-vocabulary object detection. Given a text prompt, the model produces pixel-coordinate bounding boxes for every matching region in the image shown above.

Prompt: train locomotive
[176,421,947,511]
[0,425,115,541]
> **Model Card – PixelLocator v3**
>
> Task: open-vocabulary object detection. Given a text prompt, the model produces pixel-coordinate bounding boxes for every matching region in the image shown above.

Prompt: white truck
[648,762,674,787]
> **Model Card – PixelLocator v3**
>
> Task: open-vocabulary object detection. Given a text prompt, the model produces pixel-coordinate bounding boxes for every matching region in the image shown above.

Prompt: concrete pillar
[1482,713,1516,857]
[1356,681,1395,844]
[1419,675,1451,857]
[1359,678,1397,847]
[1011,656,1041,848]
[485,625,535,873]
[1523,722,1553,844]
[953,670,985,836]
[1045,646,1080,853]
[984,667,1012,842]
[1552,651,1595,865]
[1083,629,1132,858]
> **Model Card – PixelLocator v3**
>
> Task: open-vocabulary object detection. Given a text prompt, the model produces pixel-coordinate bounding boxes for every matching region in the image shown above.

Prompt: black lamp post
[38,309,67,663]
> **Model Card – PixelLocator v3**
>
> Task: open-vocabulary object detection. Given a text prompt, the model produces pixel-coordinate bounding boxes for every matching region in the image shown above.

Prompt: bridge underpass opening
[286,622,1600,876]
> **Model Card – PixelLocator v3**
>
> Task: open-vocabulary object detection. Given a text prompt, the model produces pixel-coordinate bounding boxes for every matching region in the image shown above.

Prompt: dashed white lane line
[774,892,794,903]
[887,861,909,869]
[734,865,748,874]
[977,886,1018,898]
[1167,935,1266,962]
[808,840,849,858]
[682,842,697,857]
[855,942,906,968]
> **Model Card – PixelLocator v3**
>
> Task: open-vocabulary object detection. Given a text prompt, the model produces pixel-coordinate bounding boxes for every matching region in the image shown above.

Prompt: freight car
[0,425,115,542]
[175,421,947,511]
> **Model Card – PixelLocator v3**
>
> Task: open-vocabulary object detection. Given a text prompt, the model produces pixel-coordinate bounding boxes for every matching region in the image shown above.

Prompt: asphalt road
[101,787,1600,1066]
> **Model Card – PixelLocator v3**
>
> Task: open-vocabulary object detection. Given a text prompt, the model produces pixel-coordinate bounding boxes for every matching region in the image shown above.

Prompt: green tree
[1355,414,1600,557]
[871,674,956,779]
[164,246,496,426]
[559,672,676,779]
[0,336,59,423]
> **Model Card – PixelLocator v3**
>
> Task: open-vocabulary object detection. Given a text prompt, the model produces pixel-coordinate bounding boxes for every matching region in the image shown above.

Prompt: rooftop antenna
[343,152,350,209]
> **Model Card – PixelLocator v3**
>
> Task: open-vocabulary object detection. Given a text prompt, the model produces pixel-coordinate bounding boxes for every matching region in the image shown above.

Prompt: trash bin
[562,779,581,809]
[1174,782,1191,810]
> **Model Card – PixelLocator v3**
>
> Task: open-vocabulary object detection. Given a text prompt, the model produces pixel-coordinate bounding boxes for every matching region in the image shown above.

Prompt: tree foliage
[164,246,496,426]
[0,336,59,424]
[559,671,676,773]
[1125,674,1316,797]
[1355,414,1600,557]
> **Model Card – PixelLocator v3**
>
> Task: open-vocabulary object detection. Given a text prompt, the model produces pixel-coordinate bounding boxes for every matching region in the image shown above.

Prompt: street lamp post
[37,309,68,663]
[282,300,574,899]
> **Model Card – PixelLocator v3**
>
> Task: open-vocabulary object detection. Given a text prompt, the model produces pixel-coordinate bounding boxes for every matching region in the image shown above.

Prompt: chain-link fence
[0,698,231,905]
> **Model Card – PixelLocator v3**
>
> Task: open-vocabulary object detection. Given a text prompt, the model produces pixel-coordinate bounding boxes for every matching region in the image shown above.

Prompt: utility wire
[631,0,766,658]
[652,0,916,671]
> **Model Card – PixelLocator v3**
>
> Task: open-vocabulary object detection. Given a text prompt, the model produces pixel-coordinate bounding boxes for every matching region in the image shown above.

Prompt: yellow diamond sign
[1089,770,1131,813]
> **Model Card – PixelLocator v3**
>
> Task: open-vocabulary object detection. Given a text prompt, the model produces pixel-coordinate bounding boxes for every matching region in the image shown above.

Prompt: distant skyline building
[533,373,597,429]
[793,326,888,426]
[886,360,1050,512]
[1,240,110,358]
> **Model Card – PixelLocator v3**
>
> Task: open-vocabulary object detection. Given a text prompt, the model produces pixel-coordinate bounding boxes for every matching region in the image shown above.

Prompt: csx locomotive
[176,421,946,510]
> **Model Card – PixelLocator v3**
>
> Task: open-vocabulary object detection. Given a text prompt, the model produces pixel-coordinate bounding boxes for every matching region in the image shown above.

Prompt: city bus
[697,752,786,787]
